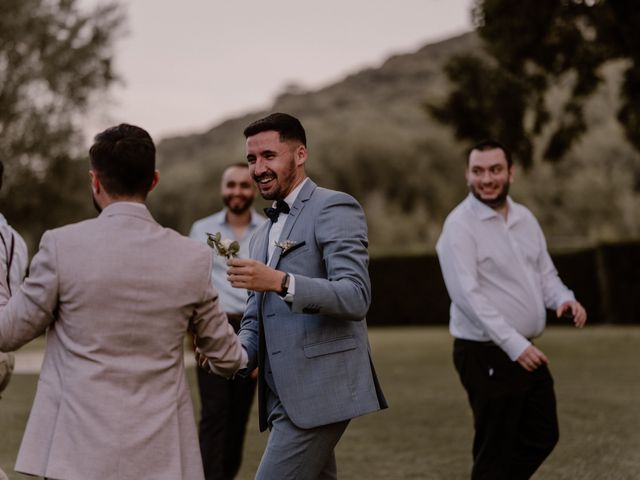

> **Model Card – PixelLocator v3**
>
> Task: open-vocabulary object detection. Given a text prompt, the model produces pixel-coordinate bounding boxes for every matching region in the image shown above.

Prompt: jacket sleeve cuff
[208,346,248,379]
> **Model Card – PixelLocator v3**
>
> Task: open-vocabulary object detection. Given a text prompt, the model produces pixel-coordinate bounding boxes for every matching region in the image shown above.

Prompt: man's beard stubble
[223,195,253,214]
[470,182,510,209]
[253,156,298,201]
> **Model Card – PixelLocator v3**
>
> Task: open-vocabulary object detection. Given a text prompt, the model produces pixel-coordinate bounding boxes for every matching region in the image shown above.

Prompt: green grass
[2,326,639,479]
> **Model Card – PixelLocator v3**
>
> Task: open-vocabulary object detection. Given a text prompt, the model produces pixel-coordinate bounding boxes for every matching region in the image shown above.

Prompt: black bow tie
[264,199,290,223]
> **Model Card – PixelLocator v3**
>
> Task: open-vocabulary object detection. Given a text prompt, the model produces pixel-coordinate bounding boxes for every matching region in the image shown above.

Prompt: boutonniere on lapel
[206,232,239,259]
[274,239,305,257]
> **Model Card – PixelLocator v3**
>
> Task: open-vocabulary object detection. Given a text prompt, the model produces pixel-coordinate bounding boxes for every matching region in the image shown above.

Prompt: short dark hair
[89,124,156,197]
[243,113,306,146]
[468,139,513,167]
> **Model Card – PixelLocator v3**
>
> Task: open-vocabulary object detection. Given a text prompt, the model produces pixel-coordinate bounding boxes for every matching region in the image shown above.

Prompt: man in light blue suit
[227,113,387,479]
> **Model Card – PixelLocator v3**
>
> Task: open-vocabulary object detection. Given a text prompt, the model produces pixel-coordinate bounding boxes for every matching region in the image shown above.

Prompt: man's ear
[508,165,515,184]
[149,170,160,192]
[294,144,308,167]
[89,170,100,194]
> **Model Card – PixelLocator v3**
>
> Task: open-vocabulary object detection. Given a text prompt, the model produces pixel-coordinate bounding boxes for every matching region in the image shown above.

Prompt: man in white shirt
[0,161,28,296]
[0,333,15,480]
[189,163,264,480]
[0,159,28,480]
[436,140,587,480]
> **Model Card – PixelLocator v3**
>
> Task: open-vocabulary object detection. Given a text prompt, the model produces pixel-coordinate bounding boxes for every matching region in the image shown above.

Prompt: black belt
[455,338,496,347]
[454,338,533,347]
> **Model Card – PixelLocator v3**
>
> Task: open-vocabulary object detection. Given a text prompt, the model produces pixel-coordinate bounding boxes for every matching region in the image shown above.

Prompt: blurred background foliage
[1,0,639,256]
[0,0,123,249]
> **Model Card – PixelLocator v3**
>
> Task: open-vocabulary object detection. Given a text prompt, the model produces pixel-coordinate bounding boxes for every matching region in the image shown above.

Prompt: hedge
[367,241,640,325]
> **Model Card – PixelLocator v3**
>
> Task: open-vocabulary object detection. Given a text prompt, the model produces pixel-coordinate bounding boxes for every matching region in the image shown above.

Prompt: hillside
[150,32,640,254]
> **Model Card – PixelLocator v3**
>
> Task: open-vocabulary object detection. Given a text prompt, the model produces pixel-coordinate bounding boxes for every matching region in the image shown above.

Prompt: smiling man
[436,140,587,480]
[189,163,264,480]
[227,112,387,479]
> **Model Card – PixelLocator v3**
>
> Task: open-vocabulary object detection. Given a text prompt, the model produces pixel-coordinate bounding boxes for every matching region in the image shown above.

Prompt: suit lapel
[268,179,316,268]
[253,221,271,264]
[248,221,271,317]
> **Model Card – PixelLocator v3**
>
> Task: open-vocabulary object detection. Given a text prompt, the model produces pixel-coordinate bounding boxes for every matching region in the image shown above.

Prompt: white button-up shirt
[436,194,575,361]
[265,177,310,302]
[0,213,28,295]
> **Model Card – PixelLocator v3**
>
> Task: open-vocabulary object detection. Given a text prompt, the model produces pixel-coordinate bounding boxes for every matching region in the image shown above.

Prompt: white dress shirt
[436,194,575,361]
[0,213,28,295]
[0,215,23,407]
[266,177,310,301]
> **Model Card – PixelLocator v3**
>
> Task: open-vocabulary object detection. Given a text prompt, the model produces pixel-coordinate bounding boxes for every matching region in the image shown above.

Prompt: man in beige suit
[0,124,246,480]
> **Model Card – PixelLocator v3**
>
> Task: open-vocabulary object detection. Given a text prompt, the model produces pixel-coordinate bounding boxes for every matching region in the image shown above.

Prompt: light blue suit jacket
[238,179,387,431]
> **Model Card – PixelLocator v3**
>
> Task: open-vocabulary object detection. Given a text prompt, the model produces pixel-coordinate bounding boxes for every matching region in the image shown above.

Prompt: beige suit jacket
[0,202,244,480]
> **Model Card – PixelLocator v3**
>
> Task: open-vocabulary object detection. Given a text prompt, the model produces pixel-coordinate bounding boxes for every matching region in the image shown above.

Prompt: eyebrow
[471,162,505,169]
[247,148,277,158]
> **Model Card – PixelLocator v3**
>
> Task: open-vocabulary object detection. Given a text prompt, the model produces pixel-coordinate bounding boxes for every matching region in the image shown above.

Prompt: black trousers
[453,339,559,480]
[197,315,257,480]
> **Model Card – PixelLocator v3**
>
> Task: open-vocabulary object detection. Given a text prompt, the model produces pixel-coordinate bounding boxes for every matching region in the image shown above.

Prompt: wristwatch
[278,272,290,297]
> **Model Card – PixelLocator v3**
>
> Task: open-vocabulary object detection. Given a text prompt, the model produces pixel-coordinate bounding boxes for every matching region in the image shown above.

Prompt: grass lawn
[1,326,639,479]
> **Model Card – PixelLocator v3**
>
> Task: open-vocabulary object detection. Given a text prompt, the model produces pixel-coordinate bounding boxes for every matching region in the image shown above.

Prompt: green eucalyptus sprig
[206,232,240,259]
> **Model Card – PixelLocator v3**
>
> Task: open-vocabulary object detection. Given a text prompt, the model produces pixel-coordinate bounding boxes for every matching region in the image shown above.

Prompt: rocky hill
[150,32,639,253]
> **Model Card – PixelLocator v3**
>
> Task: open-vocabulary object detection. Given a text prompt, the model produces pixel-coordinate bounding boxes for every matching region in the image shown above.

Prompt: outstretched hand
[226,258,285,293]
[556,301,587,328]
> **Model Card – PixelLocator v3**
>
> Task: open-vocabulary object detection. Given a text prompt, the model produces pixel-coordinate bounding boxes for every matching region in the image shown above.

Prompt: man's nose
[253,157,267,175]
[480,171,493,182]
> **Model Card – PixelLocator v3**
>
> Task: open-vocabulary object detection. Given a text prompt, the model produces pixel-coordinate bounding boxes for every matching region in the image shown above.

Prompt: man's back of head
[89,124,156,199]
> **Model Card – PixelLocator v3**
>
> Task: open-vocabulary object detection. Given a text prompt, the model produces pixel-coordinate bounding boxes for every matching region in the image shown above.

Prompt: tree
[428,0,640,171]
[0,0,124,247]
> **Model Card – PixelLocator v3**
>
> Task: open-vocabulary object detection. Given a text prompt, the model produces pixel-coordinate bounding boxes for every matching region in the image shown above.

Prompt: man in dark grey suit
[227,113,387,479]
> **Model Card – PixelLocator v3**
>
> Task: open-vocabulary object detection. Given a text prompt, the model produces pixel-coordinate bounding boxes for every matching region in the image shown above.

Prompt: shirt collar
[466,193,520,225]
[100,201,153,221]
[0,213,7,227]
[275,177,309,209]
[107,201,147,210]
[217,208,264,227]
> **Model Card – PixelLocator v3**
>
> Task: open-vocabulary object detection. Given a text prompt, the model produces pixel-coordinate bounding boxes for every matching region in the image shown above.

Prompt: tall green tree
[429,0,640,171]
[0,0,123,248]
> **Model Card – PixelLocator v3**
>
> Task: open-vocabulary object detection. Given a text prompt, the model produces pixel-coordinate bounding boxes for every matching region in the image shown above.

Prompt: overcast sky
[85,0,473,140]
